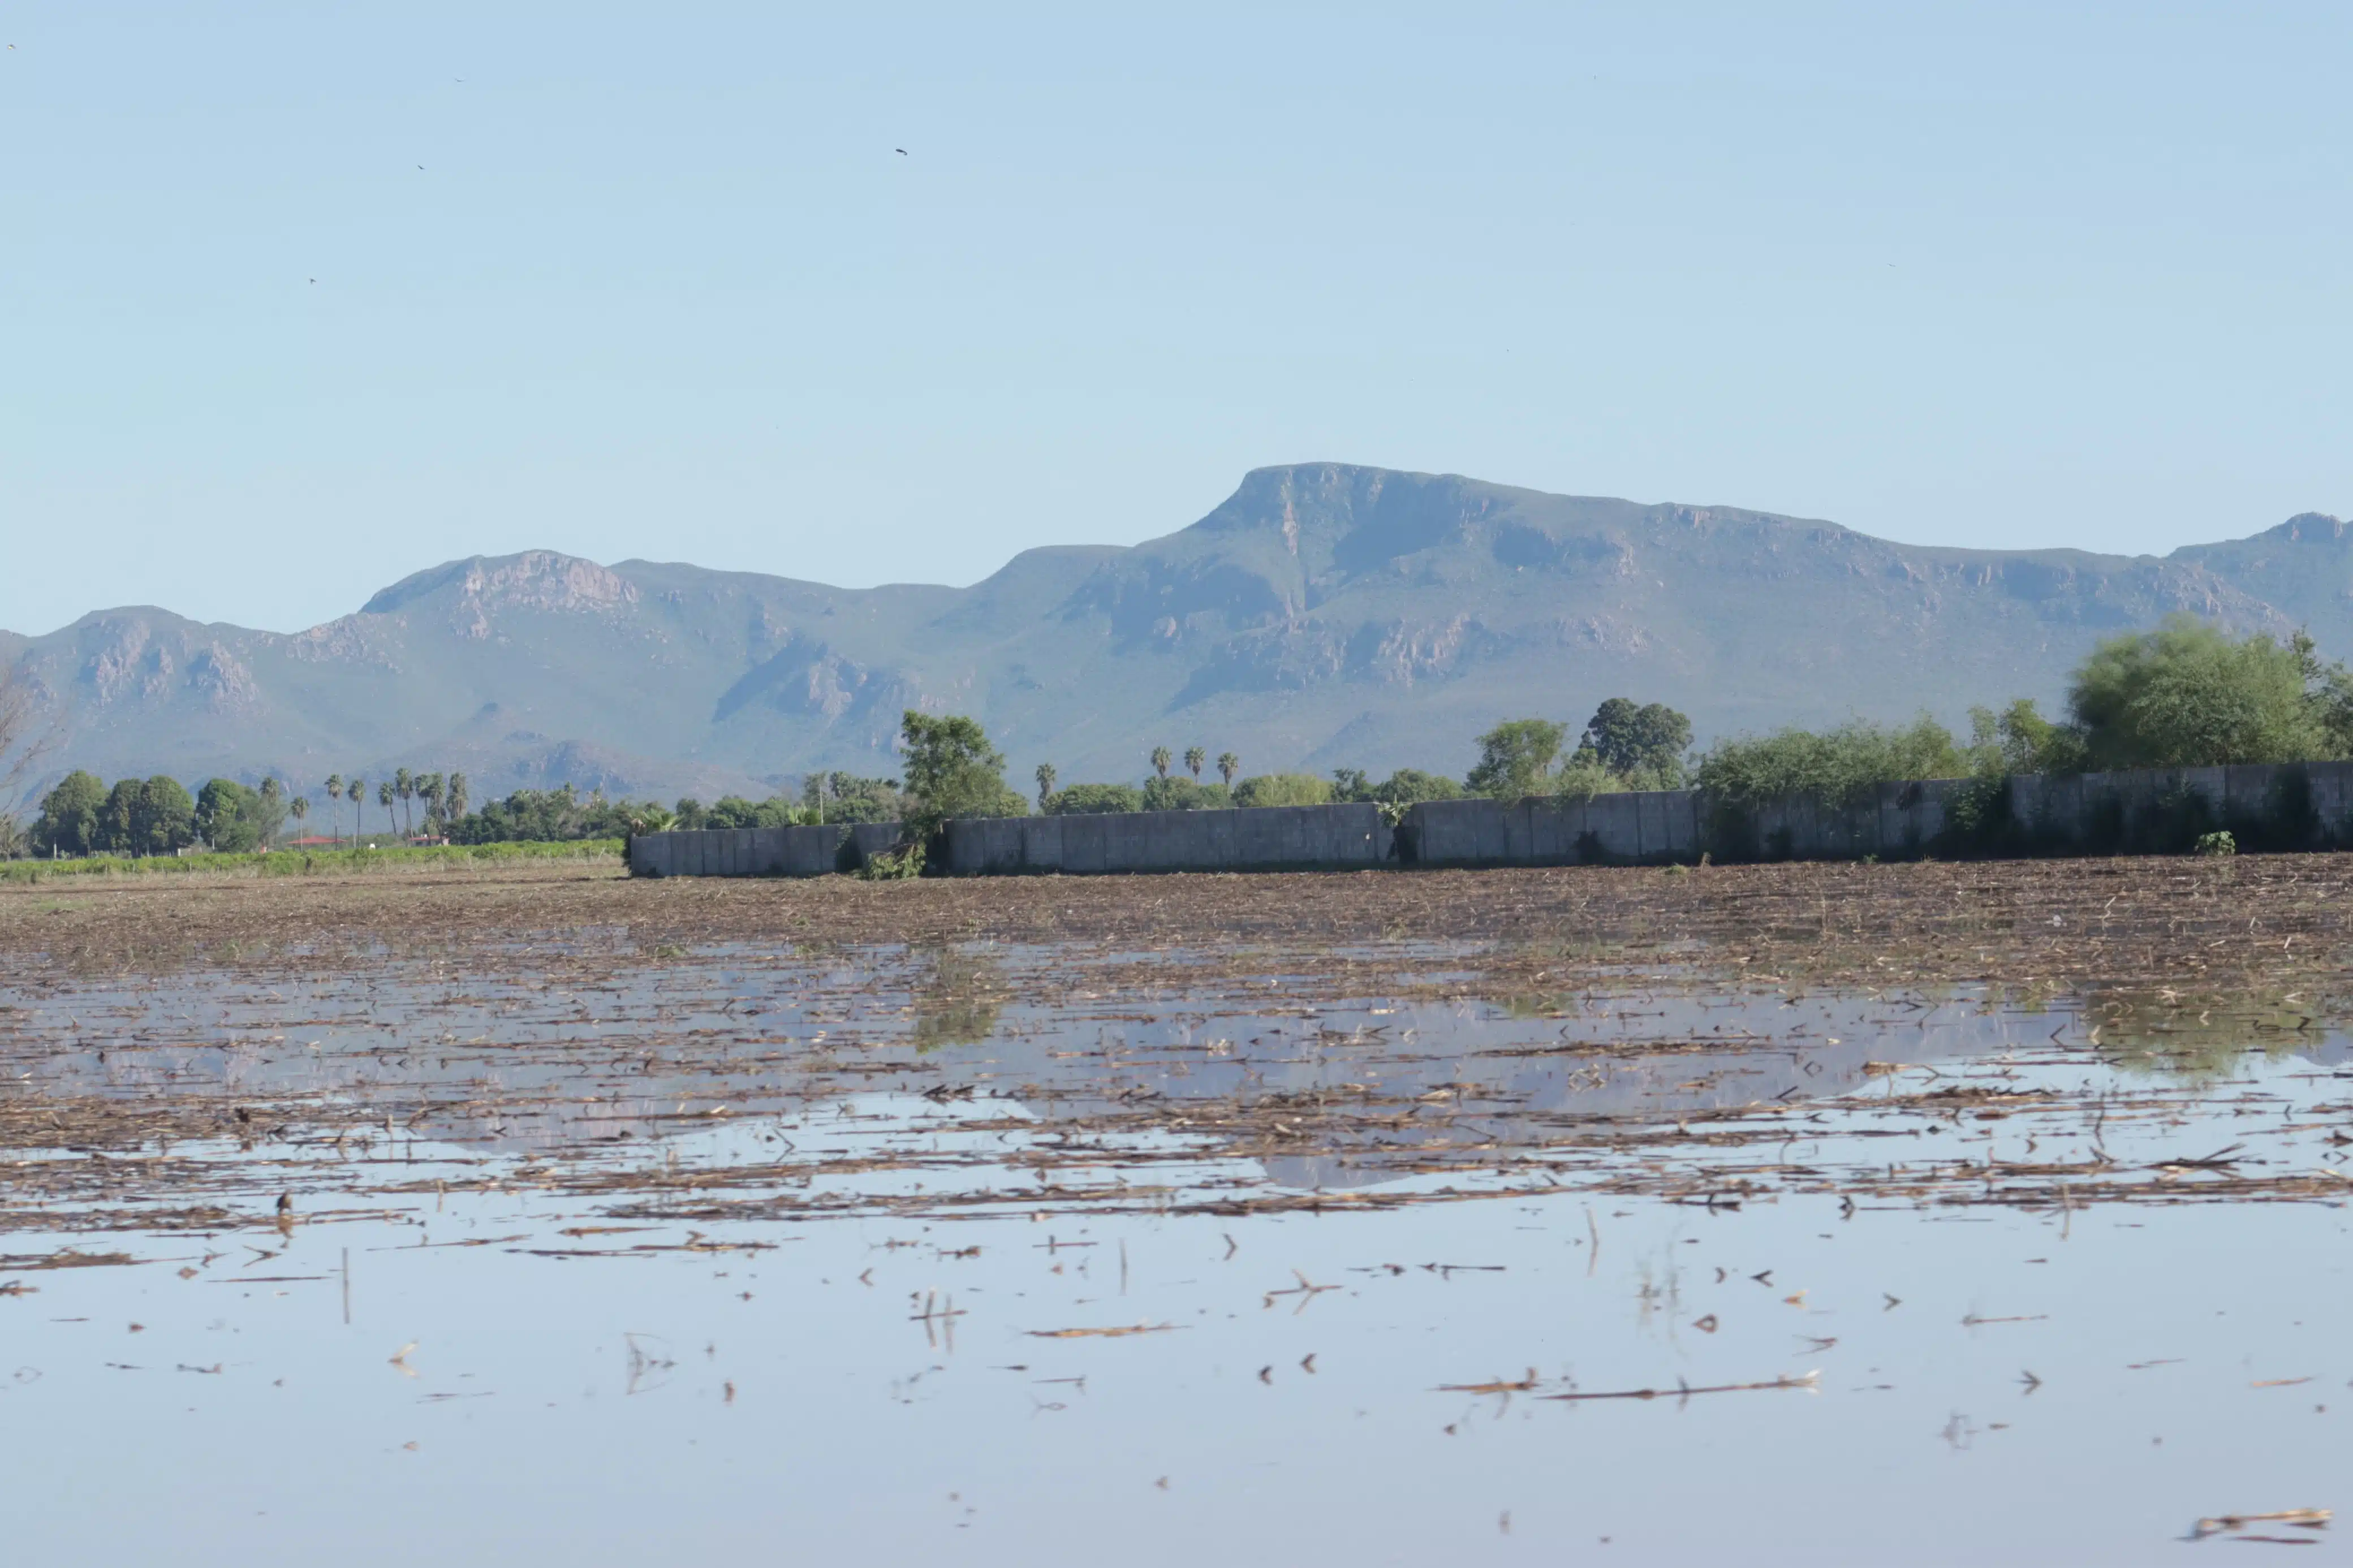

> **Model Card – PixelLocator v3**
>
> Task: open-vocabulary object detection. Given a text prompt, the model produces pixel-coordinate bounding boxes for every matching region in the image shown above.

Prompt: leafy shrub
[800,772,906,824]
[703,794,810,830]
[1333,768,1463,807]
[2195,830,2236,857]
[1046,783,1144,815]
[1552,754,1618,802]
[2070,616,2335,768]
[856,840,925,880]
[1140,776,1230,811]
[1964,698,2085,776]
[1232,773,1333,808]
[450,785,651,843]
[1696,715,1966,812]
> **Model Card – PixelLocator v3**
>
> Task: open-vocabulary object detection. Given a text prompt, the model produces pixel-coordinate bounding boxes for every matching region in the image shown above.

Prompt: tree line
[28,766,473,857]
[31,772,300,857]
[1690,617,2353,814]
[865,620,2353,836]
[16,617,2353,858]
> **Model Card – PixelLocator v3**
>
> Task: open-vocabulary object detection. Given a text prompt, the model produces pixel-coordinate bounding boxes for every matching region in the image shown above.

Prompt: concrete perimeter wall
[628,822,901,878]
[944,803,1387,875]
[2006,762,2353,849]
[1402,791,1704,867]
[628,760,2353,877]
[1401,779,1969,867]
[1406,762,2353,866]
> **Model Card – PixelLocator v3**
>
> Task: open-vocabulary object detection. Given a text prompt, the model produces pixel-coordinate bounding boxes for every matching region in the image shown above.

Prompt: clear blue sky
[5,2,2350,636]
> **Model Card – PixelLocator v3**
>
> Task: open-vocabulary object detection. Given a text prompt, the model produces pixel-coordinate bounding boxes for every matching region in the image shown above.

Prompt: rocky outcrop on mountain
[3,465,2345,803]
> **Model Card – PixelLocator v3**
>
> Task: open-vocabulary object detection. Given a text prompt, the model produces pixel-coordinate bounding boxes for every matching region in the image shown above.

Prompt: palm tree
[325,775,343,846]
[419,773,445,837]
[446,771,469,827]
[347,776,365,843]
[377,780,397,840]
[1184,746,1205,780]
[1217,751,1239,788]
[1034,762,1057,809]
[1150,746,1171,780]
[394,768,415,838]
[290,796,309,842]
[258,778,283,849]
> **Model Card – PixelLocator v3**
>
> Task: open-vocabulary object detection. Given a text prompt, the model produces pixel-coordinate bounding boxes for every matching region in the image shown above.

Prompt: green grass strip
[0,839,624,883]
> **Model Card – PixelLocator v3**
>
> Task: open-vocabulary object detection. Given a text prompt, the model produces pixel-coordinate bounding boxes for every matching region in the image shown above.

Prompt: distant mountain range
[5,463,2348,806]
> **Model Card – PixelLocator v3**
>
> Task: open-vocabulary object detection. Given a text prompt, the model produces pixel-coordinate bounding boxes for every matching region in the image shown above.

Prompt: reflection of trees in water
[2082,986,2337,1081]
[911,947,1005,1052]
[1493,973,2345,1087]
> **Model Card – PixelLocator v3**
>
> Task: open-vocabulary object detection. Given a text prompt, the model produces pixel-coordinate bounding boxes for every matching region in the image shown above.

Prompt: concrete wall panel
[643,757,2353,878]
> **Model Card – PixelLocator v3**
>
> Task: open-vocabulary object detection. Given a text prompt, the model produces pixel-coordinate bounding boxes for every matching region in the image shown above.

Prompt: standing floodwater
[1,861,2347,1562]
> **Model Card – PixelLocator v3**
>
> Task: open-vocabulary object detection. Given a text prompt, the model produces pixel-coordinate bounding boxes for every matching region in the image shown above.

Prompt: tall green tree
[98,778,139,853]
[393,768,415,837]
[32,770,106,856]
[290,795,309,840]
[1184,746,1205,780]
[195,778,261,850]
[1150,746,1172,780]
[1217,752,1238,787]
[446,771,469,826]
[1033,762,1057,810]
[1580,699,1694,785]
[900,711,1020,835]
[377,780,397,839]
[101,776,196,856]
[324,775,344,846]
[1466,719,1566,800]
[347,776,365,841]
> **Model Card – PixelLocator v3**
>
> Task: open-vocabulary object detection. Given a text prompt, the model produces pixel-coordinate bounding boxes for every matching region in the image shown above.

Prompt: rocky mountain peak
[362,551,639,625]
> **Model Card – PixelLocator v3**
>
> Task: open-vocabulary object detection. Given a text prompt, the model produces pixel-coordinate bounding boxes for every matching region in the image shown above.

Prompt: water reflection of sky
[3,943,2350,1563]
[4,1180,2347,1565]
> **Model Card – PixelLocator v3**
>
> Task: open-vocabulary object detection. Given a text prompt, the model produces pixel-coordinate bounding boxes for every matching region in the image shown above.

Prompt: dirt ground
[1,853,2346,996]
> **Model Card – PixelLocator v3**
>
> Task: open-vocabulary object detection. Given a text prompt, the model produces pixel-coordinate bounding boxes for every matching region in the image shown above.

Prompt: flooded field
[2,860,2348,1563]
